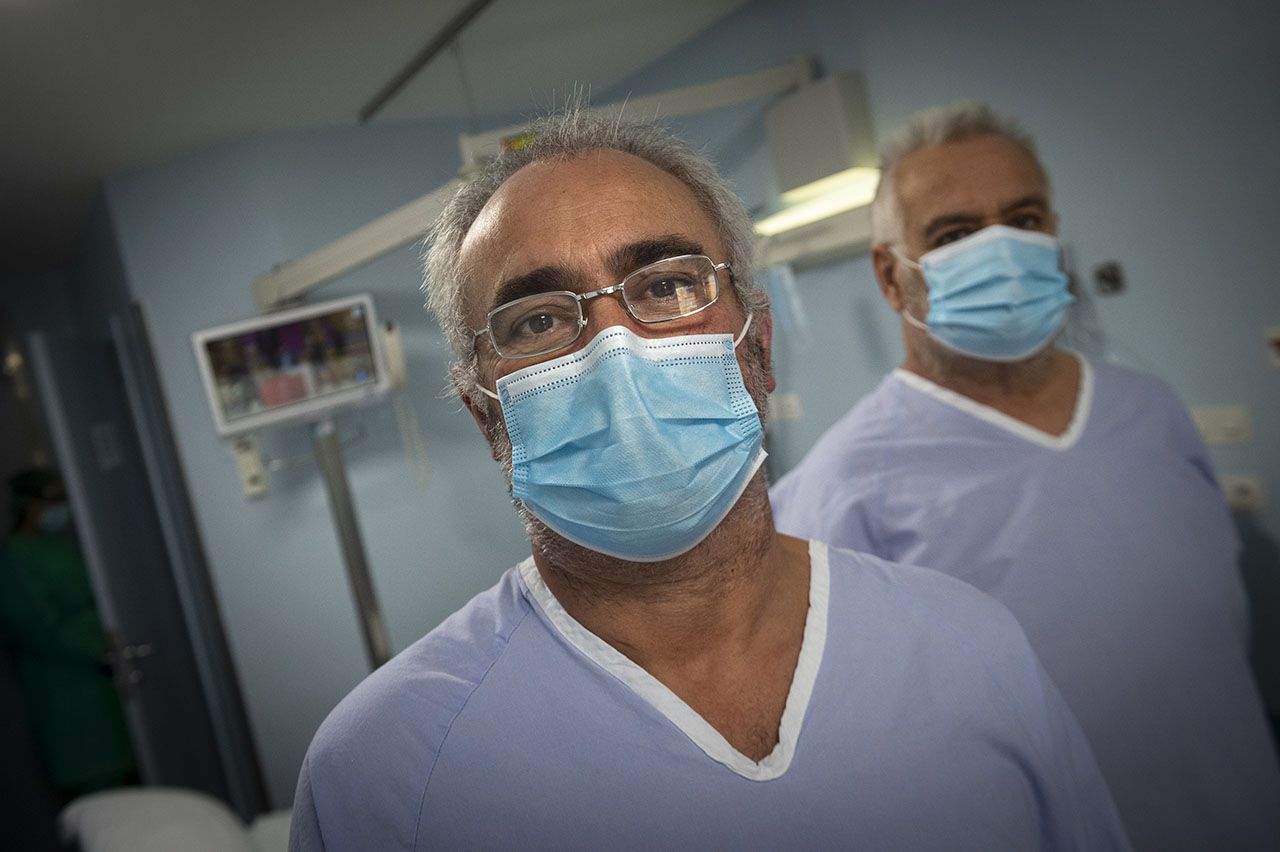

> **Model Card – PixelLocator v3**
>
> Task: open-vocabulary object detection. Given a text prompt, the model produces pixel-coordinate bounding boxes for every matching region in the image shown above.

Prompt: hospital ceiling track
[358,0,498,123]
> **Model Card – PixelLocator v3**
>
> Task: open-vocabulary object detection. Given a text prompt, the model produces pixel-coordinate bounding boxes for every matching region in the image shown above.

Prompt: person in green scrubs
[0,468,135,802]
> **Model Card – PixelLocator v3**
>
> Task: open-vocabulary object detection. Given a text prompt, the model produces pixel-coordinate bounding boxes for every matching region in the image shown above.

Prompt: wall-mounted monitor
[192,294,390,437]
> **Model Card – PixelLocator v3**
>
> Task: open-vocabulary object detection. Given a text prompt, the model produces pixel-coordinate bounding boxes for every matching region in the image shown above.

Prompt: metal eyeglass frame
[472,254,733,360]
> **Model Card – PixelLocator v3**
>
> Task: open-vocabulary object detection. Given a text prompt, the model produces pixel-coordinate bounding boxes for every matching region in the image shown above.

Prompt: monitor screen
[193,296,388,436]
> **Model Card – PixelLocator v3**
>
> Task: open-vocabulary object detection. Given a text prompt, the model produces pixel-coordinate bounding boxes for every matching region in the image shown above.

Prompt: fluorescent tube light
[754,167,880,237]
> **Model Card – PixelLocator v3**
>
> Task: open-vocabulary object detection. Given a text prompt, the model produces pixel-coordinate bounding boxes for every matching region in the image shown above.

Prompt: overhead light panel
[756,71,878,241]
[754,167,879,236]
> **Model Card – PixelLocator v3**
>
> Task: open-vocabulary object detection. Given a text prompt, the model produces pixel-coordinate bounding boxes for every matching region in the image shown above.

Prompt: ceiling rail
[256,56,816,310]
[359,0,498,124]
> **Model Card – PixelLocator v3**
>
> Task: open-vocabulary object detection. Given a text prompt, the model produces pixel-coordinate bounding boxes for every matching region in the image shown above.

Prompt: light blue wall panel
[104,122,531,805]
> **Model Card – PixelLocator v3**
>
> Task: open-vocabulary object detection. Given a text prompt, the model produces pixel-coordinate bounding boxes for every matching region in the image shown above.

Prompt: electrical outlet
[1219,475,1264,512]
[1190,405,1253,445]
[232,436,269,499]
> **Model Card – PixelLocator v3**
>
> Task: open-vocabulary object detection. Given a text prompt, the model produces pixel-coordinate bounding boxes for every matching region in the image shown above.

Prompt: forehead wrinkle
[898,138,1049,239]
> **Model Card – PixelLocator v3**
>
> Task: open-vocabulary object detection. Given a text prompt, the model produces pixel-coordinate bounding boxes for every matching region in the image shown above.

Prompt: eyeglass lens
[488,255,720,358]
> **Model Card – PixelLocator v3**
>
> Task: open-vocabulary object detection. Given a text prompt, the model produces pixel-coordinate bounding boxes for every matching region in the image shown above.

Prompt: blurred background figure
[771,101,1280,851]
[0,467,136,804]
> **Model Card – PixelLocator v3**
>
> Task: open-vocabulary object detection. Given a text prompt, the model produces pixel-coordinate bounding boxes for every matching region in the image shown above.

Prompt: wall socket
[1190,405,1253,445]
[1219,475,1264,512]
[232,436,269,499]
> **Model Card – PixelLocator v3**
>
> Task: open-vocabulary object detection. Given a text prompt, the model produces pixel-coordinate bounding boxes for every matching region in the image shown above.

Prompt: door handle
[103,629,155,693]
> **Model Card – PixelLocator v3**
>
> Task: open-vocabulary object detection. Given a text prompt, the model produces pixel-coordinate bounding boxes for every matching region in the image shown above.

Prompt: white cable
[393,395,431,489]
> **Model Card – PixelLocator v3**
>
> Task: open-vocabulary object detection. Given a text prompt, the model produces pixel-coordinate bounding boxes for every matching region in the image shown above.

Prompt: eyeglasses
[473,254,730,360]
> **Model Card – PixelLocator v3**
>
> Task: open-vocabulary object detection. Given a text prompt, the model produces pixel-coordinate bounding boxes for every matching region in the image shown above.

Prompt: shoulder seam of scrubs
[413,603,535,850]
[890,351,1093,451]
[515,541,830,782]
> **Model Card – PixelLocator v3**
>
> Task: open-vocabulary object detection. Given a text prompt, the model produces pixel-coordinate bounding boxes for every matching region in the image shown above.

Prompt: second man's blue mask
[483,318,765,562]
[896,224,1074,362]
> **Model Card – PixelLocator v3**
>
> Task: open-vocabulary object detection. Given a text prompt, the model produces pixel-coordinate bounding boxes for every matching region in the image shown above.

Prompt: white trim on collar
[517,540,831,782]
[891,351,1093,451]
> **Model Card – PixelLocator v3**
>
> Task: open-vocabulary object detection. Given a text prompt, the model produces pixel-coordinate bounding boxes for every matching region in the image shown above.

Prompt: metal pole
[312,419,392,669]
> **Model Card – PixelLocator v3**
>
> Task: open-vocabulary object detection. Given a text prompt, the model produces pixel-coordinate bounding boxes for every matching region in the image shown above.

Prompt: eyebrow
[487,235,707,313]
[488,265,578,313]
[1000,193,1051,216]
[607,235,707,279]
[921,194,1051,241]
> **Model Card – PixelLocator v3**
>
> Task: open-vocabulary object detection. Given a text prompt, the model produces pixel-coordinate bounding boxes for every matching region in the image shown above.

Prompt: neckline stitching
[891,352,1093,451]
[516,541,830,781]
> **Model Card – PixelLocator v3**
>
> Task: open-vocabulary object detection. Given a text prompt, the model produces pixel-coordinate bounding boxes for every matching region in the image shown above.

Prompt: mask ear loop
[889,247,932,332]
[732,309,753,348]
[900,307,932,334]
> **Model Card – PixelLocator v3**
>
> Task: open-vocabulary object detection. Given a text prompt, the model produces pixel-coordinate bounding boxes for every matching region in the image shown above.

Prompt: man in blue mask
[772,101,1280,851]
[290,107,1131,851]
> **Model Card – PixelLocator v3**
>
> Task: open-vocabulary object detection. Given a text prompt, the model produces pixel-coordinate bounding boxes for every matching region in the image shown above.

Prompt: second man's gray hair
[422,107,765,402]
[871,101,1049,246]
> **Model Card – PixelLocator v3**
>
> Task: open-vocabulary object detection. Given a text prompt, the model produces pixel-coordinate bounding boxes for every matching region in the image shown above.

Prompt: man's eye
[638,275,694,301]
[1009,212,1045,231]
[934,228,973,247]
[646,277,679,299]
[513,312,560,338]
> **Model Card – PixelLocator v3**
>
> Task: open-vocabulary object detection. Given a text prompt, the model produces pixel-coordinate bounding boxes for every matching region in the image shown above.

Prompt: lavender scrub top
[290,540,1128,851]
[772,355,1280,851]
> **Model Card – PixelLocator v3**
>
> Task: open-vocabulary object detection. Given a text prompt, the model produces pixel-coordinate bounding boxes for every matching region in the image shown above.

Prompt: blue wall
[104,123,533,805]
[94,0,1279,807]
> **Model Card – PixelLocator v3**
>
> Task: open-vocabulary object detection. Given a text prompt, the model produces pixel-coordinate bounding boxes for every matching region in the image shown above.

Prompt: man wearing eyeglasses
[288,110,1130,851]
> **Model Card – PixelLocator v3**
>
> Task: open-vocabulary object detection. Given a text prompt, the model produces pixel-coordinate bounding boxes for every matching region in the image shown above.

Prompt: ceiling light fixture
[754,166,880,236]
[755,71,879,249]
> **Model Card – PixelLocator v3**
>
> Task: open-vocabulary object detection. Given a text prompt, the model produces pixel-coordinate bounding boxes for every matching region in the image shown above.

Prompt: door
[26,327,230,800]
[110,305,267,818]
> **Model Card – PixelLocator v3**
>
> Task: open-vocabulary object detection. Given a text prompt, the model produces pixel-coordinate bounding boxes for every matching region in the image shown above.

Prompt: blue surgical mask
[895,225,1074,362]
[38,503,71,536]
[483,318,766,562]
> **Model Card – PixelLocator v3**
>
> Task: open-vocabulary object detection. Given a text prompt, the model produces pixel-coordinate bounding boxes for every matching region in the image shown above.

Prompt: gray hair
[870,101,1048,245]
[422,106,765,401]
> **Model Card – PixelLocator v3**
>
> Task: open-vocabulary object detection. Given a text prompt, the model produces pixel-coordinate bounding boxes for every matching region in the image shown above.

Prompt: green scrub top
[0,532,135,795]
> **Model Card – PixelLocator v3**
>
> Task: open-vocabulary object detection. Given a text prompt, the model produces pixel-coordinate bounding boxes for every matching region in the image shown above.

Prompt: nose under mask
[491,318,765,562]
[895,224,1074,362]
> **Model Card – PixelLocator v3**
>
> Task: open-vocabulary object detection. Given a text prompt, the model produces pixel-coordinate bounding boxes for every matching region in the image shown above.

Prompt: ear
[461,390,508,463]
[871,243,907,312]
[461,390,488,433]
[451,360,494,434]
[754,304,777,394]
[460,388,494,432]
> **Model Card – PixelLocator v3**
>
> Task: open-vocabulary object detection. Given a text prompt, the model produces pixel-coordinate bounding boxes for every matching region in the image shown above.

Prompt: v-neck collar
[891,352,1093,451]
[517,540,830,782]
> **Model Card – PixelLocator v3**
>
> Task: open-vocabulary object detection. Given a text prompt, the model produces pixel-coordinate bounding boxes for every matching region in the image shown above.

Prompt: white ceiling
[0,0,750,276]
